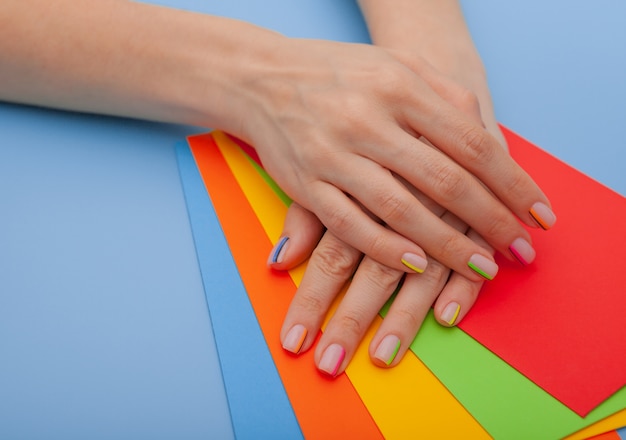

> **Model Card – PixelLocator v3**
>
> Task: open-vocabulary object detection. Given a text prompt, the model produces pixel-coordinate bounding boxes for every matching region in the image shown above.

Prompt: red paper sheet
[458,127,626,416]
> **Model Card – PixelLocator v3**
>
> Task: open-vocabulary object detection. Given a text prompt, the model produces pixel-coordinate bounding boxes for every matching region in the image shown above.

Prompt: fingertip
[273,202,325,269]
[467,253,499,281]
[433,265,486,328]
[529,201,557,230]
[400,252,428,274]
[317,343,347,378]
[509,237,536,266]
[281,324,308,355]
[372,334,402,367]
[438,302,461,327]
[268,236,290,266]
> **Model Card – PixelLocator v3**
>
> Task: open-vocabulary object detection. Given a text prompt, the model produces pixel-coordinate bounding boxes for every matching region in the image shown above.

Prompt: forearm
[357,0,482,71]
[358,0,502,146]
[0,0,279,132]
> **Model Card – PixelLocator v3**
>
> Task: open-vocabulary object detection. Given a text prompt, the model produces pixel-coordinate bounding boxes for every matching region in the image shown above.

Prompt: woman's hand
[270,0,555,375]
[233,36,554,282]
[273,199,490,376]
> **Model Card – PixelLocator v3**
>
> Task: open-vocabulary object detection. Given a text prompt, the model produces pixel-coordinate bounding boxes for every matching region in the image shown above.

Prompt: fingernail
[319,343,346,377]
[509,237,536,265]
[268,236,289,265]
[529,202,557,230]
[441,302,461,326]
[401,252,428,274]
[374,335,401,366]
[282,324,307,354]
[467,254,498,280]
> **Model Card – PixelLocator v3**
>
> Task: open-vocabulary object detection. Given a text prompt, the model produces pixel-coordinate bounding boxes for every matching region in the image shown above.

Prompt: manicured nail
[467,254,498,280]
[268,236,289,265]
[441,302,461,326]
[282,324,307,354]
[529,202,557,230]
[509,237,536,265]
[401,252,428,274]
[374,335,401,366]
[319,343,346,377]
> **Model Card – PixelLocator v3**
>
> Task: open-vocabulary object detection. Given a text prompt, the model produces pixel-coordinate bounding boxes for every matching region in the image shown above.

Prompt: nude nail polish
[509,237,536,265]
[282,324,307,354]
[374,335,401,366]
[268,236,289,265]
[319,344,346,377]
[401,252,428,274]
[467,254,498,280]
[441,302,461,326]
[529,202,557,230]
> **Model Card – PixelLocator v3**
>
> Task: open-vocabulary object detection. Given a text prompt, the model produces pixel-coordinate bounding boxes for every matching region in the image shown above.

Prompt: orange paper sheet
[188,134,383,439]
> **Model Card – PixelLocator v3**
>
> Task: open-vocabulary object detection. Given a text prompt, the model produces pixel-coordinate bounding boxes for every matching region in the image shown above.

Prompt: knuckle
[375,191,411,224]
[295,290,327,316]
[327,92,373,136]
[311,240,358,281]
[431,163,467,202]
[323,205,353,238]
[503,168,529,199]
[483,209,514,240]
[420,261,449,286]
[363,262,404,294]
[435,232,463,263]
[455,88,481,117]
[458,125,494,166]
[339,92,370,119]
[371,63,406,94]
[335,313,365,339]
[392,307,422,331]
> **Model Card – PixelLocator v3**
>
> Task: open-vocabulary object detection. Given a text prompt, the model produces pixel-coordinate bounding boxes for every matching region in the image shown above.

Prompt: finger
[405,92,556,230]
[432,228,494,326]
[280,231,362,356]
[368,210,467,367]
[313,255,405,377]
[319,153,499,282]
[389,53,557,230]
[267,202,324,270]
[307,180,429,275]
[339,126,537,271]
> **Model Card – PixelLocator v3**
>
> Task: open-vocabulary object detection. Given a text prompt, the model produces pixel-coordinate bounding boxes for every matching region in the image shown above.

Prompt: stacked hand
[263,3,556,375]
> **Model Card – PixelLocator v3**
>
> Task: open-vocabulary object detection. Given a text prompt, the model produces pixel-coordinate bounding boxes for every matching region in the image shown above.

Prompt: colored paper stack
[176,128,626,439]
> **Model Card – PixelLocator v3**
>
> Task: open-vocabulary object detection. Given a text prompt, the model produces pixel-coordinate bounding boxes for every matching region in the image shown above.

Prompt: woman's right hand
[224,36,555,281]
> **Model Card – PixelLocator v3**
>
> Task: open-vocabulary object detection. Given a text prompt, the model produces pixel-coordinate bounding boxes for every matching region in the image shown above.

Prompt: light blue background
[0,1,623,439]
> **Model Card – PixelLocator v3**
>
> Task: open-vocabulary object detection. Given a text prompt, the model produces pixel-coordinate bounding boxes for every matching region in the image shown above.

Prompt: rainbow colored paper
[176,128,626,439]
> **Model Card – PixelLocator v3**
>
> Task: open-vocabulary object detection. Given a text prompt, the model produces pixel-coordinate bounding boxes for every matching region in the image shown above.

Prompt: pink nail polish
[374,335,401,366]
[268,236,289,265]
[467,254,498,280]
[529,202,557,230]
[319,344,346,377]
[509,237,536,265]
[282,324,307,354]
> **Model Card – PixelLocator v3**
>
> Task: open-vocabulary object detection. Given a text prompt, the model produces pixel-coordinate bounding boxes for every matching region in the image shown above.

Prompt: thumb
[267,202,325,270]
